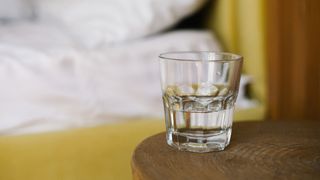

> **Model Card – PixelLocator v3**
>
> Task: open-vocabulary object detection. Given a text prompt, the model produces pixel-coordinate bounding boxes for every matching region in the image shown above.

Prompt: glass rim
[159,51,243,62]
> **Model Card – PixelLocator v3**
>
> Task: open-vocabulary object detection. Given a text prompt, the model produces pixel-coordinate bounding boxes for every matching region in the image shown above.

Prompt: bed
[0,0,267,179]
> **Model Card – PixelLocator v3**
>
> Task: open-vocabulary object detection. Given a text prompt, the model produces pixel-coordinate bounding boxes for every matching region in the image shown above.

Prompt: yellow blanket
[0,120,164,180]
[0,107,263,180]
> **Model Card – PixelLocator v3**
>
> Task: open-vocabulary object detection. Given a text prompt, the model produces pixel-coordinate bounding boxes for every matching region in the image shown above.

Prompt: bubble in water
[195,83,218,96]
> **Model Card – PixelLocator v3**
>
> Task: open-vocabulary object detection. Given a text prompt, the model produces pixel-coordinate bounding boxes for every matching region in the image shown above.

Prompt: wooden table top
[131,121,320,180]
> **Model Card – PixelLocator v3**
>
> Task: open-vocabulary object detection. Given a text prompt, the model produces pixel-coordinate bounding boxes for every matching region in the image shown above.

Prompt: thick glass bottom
[166,127,232,153]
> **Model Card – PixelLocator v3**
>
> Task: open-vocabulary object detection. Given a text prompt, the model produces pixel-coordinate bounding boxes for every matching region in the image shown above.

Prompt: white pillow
[33,0,206,48]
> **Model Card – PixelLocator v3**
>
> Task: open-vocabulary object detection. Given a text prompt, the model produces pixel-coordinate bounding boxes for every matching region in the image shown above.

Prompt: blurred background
[0,0,319,179]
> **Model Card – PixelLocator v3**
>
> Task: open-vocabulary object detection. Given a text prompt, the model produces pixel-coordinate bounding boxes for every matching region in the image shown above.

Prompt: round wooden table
[131,121,320,180]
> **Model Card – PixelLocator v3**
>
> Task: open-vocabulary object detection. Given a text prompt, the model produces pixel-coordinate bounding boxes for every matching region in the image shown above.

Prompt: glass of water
[159,51,243,152]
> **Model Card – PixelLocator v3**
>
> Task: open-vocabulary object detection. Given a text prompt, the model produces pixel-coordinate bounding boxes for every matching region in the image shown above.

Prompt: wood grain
[132,121,320,180]
[266,0,320,120]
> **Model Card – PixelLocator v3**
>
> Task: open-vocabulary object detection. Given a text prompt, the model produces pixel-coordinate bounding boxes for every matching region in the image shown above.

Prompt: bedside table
[132,121,320,180]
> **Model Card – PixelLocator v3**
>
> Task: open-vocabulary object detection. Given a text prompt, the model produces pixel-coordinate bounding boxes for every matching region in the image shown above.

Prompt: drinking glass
[159,51,243,152]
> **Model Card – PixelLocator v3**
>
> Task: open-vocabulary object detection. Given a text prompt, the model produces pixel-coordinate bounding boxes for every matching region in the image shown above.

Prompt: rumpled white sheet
[0,23,221,135]
[0,0,33,22]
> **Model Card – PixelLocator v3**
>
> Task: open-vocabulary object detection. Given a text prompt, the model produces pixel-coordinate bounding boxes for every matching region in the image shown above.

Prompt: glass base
[166,127,232,153]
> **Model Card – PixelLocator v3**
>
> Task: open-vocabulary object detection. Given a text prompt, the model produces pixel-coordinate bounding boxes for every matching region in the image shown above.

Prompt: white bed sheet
[0,23,222,135]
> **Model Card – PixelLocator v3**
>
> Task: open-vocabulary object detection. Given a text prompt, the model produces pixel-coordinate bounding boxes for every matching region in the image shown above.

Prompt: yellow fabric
[0,109,262,180]
[208,0,267,119]
[235,107,265,121]
[0,120,164,180]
